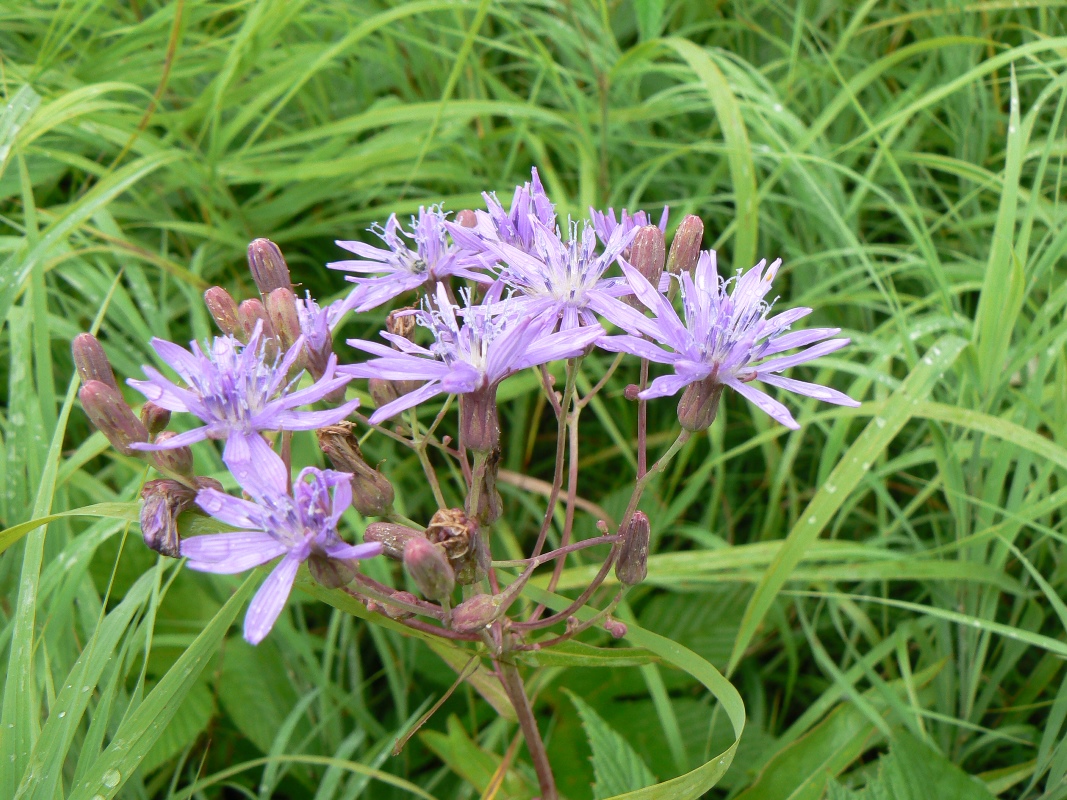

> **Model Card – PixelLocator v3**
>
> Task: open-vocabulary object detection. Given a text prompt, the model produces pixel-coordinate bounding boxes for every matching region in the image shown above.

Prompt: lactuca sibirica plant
[75,168,858,799]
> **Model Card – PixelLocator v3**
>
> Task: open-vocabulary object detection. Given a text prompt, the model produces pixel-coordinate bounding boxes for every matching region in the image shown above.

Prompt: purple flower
[597,251,858,429]
[451,167,557,254]
[128,323,358,482]
[589,206,668,247]
[464,218,637,330]
[183,448,381,644]
[330,206,491,313]
[343,283,603,424]
[296,292,355,379]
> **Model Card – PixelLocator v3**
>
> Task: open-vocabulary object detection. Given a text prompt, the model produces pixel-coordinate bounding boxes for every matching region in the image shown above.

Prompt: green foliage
[3,0,1067,797]
[568,690,657,799]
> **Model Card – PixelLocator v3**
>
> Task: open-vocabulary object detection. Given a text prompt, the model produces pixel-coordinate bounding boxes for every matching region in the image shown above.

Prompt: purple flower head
[128,323,358,483]
[296,292,355,378]
[589,206,669,247]
[343,282,603,423]
[330,206,491,313]
[598,251,859,429]
[466,218,638,330]
[453,167,558,254]
[183,447,381,644]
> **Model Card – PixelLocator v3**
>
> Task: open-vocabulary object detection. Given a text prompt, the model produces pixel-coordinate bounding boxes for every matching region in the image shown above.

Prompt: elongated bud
[364,521,423,560]
[316,423,395,515]
[403,537,455,601]
[150,431,194,477]
[140,401,171,437]
[79,380,149,456]
[247,238,292,294]
[308,553,359,589]
[630,225,666,286]
[455,209,478,228]
[427,508,488,585]
[386,308,417,341]
[466,447,502,525]
[204,287,241,336]
[615,510,650,586]
[665,214,703,275]
[368,378,399,411]
[459,385,499,453]
[72,333,118,391]
[237,298,274,343]
[140,477,221,558]
[265,287,302,353]
[451,593,505,633]
[676,376,723,432]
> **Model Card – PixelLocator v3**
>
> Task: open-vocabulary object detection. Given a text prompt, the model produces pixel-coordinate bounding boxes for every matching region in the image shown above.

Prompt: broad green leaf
[421,715,535,799]
[568,690,657,799]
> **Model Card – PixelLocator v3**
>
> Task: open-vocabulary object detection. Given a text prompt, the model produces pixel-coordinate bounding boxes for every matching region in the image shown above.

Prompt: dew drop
[825,484,837,494]
[773,103,783,112]
[874,416,886,428]
[102,769,121,788]
[808,515,817,524]
[58,711,66,718]
[91,795,105,800]
[922,356,933,365]
[861,462,870,471]
[81,686,90,693]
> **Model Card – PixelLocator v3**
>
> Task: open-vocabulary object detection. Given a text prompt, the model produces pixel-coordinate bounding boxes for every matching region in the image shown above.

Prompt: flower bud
[403,537,455,601]
[381,590,418,619]
[676,376,723,432]
[628,225,666,301]
[308,553,358,589]
[247,238,292,294]
[237,298,274,344]
[615,511,650,586]
[427,508,489,585]
[466,447,502,526]
[604,618,628,639]
[368,378,399,411]
[140,401,171,437]
[459,385,499,453]
[364,521,423,560]
[265,287,302,354]
[665,214,703,276]
[455,209,478,228]
[386,308,418,341]
[149,431,194,477]
[623,384,641,401]
[204,287,241,336]
[79,380,149,456]
[72,333,118,391]
[316,423,395,516]
[140,477,221,558]
[451,593,505,633]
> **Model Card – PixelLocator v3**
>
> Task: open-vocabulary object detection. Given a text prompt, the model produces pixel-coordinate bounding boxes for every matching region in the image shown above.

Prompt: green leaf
[633,0,664,41]
[138,679,214,775]
[66,574,256,800]
[519,640,659,668]
[0,86,40,182]
[568,690,657,799]
[420,715,535,799]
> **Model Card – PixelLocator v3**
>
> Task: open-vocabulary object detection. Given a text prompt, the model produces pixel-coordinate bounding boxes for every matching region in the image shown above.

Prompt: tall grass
[1,1,1066,797]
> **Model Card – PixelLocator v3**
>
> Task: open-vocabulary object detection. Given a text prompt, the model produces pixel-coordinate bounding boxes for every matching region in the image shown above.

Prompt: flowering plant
[76,168,857,799]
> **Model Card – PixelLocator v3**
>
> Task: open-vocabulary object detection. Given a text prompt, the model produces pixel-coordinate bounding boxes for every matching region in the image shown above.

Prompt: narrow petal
[243,554,302,644]
[758,373,860,406]
[269,402,360,431]
[150,338,202,382]
[515,324,603,370]
[127,369,199,413]
[485,317,534,381]
[223,431,289,501]
[195,488,268,529]
[367,382,443,424]
[181,531,287,574]
[756,338,849,374]
[595,334,675,363]
[724,376,799,429]
[130,426,209,451]
[325,541,383,560]
[760,328,840,357]
[640,371,701,399]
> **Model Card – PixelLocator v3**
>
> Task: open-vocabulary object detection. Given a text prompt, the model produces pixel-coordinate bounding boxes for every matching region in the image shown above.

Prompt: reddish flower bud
[364,521,423,560]
[623,384,641,401]
[615,510,650,586]
[455,209,478,228]
[265,287,302,354]
[604,618,628,639]
[72,333,118,391]
[466,447,502,526]
[629,225,666,292]
[386,308,418,342]
[676,376,723,432]
[459,385,499,453]
[368,378,399,411]
[139,477,221,558]
[380,590,418,619]
[204,287,241,336]
[79,380,149,456]
[403,537,455,601]
[237,298,274,343]
[149,431,194,477]
[665,214,703,275]
[451,593,505,633]
[308,553,358,589]
[316,423,395,516]
[247,238,292,294]
[140,401,171,437]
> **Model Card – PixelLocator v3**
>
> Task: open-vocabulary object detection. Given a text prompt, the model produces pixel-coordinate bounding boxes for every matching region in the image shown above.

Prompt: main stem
[497,659,557,800]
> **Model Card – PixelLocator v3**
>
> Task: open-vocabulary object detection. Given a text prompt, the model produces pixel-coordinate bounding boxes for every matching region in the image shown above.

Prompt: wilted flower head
[184,449,381,644]
[589,206,668,247]
[598,251,858,429]
[452,167,557,254]
[330,206,491,313]
[343,283,603,423]
[127,323,358,482]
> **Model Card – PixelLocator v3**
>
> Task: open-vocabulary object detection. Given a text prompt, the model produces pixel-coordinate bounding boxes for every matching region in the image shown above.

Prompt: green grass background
[2,0,1067,797]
